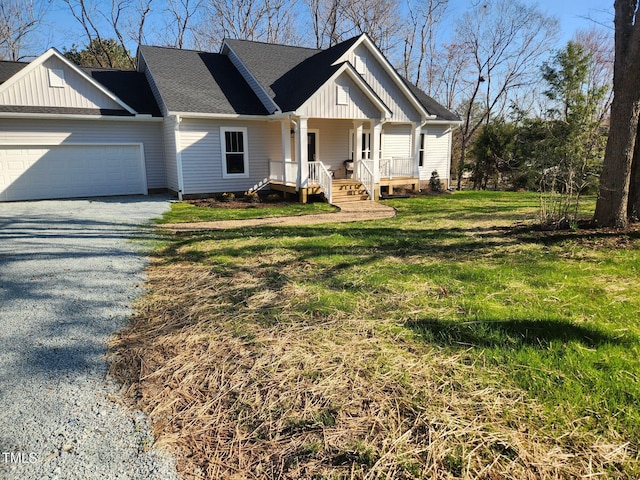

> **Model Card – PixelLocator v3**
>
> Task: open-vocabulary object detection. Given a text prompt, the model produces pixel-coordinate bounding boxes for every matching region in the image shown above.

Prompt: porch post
[412,122,422,182]
[296,117,309,193]
[354,120,363,175]
[281,118,292,183]
[371,119,381,183]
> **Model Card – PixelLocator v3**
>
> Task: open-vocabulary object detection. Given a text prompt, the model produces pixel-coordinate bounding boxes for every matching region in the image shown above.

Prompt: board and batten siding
[0,57,123,110]
[178,118,281,194]
[299,74,381,120]
[419,125,451,181]
[0,118,166,189]
[382,124,412,159]
[344,45,422,124]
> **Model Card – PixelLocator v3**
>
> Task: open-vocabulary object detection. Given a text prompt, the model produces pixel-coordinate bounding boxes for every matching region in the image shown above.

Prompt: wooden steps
[331,179,370,202]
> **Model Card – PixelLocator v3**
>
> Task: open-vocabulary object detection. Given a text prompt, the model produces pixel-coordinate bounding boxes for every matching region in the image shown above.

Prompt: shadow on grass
[406,318,633,349]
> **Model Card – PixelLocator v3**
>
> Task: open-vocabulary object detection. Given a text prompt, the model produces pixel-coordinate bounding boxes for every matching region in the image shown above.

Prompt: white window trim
[336,85,349,105]
[355,55,366,75]
[349,129,382,160]
[220,126,249,179]
[308,129,320,162]
[418,132,426,168]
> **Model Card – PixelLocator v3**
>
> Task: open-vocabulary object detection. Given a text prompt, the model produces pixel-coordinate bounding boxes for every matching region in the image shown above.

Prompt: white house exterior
[0,35,459,203]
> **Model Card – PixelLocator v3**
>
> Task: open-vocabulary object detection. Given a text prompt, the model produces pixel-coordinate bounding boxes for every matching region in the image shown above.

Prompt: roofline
[296,62,392,120]
[424,119,463,126]
[0,48,139,115]
[220,40,282,114]
[334,34,429,121]
[0,112,162,121]
[168,111,273,120]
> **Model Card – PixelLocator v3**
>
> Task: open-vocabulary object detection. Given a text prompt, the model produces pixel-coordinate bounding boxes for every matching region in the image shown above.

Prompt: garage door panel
[0,144,146,201]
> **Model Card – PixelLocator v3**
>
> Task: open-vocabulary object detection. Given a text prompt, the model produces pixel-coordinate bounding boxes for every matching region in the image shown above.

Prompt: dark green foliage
[63,38,134,69]
[429,170,443,192]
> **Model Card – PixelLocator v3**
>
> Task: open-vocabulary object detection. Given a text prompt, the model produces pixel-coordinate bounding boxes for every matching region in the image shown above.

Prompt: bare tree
[0,0,47,60]
[341,0,400,55]
[449,0,559,190]
[163,0,203,49]
[401,0,448,92]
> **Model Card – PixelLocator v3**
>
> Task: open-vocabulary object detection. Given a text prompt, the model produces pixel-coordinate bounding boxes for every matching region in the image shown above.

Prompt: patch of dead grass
[109,260,633,479]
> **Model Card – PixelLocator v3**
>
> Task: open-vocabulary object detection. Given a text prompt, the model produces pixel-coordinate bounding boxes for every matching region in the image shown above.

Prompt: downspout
[174,114,185,200]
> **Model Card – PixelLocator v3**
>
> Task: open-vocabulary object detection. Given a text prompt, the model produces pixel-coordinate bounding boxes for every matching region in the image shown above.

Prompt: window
[337,85,349,105]
[220,127,249,178]
[48,68,65,88]
[418,133,425,167]
[349,130,382,160]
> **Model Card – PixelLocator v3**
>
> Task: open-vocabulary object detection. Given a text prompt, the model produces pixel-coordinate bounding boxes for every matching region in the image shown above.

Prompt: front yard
[111,191,640,479]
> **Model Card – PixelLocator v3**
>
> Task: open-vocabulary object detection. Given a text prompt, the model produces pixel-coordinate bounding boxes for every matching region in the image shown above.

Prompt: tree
[470,119,517,190]
[0,0,47,60]
[594,1,640,228]
[64,38,134,69]
[450,0,559,190]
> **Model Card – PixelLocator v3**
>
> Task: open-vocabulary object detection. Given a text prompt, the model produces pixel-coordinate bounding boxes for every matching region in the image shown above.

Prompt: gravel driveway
[0,196,178,480]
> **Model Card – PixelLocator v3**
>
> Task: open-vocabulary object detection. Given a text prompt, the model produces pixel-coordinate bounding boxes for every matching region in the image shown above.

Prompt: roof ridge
[224,38,321,52]
[140,44,213,54]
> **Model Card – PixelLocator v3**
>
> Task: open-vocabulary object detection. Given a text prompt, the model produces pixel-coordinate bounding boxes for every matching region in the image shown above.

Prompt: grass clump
[111,191,640,479]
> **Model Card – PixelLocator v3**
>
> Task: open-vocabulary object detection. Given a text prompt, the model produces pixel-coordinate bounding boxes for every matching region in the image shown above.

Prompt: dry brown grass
[109,257,632,480]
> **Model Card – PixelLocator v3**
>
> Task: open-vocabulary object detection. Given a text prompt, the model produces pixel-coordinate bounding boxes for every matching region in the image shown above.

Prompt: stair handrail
[356,159,375,201]
[308,161,333,203]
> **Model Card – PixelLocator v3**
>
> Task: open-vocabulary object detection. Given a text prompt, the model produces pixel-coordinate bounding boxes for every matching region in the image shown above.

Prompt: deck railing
[379,157,415,179]
[308,161,333,203]
[356,159,375,201]
[269,160,299,185]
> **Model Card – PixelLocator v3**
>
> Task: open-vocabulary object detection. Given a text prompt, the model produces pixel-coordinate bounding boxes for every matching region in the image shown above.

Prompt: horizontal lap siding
[0,118,166,189]
[179,119,281,194]
[419,125,451,180]
[0,57,123,110]
[163,116,179,192]
[308,119,351,171]
[383,124,412,158]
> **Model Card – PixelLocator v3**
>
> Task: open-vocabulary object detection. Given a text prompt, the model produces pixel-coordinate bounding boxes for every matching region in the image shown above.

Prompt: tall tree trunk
[594,87,640,227]
[628,120,640,222]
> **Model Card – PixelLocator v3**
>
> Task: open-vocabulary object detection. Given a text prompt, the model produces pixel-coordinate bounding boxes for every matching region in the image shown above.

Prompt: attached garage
[0,143,147,201]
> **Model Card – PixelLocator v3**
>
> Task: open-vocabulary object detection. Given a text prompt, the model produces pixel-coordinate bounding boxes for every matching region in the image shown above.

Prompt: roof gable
[138,45,268,115]
[0,49,138,115]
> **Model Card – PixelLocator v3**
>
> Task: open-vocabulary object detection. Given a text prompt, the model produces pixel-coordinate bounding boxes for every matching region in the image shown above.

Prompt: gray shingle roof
[404,80,460,122]
[0,61,27,84]
[138,45,268,115]
[224,37,359,112]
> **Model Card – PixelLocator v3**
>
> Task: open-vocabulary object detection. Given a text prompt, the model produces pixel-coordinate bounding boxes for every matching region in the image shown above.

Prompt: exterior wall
[226,48,277,114]
[419,124,451,182]
[382,123,412,159]
[178,118,281,194]
[343,45,422,123]
[163,115,179,192]
[307,119,351,173]
[0,118,166,189]
[0,57,123,110]
[298,73,381,119]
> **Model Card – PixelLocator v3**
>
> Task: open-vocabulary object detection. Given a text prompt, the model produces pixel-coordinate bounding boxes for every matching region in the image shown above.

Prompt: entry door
[307,131,317,161]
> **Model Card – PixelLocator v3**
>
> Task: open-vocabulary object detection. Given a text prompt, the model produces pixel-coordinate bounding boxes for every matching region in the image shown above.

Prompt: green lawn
[115,191,640,479]
[155,199,337,223]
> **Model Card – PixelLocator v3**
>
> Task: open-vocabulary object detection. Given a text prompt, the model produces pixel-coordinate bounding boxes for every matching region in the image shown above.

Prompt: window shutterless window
[220,127,249,178]
[418,133,425,167]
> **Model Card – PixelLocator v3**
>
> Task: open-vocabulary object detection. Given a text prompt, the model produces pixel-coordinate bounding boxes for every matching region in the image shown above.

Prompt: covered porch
[268,117,423,203]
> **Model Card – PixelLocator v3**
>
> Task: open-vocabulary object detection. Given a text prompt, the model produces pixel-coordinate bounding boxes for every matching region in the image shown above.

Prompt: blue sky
[34,0,614,57]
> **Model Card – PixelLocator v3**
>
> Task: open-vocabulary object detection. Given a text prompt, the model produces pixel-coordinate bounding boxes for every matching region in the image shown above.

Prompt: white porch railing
[269,160,299,185]
[379,157,415,179]
[356,159,375,201]
[309,162,333,203]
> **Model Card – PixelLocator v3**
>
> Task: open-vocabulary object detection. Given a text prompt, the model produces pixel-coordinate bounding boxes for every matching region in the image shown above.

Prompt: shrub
[220,192,235,203]
[429,170,443,192]
[244,191,260,203]
[266,193,282,203]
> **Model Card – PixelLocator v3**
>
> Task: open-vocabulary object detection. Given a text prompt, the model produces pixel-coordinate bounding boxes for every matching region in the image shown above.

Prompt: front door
[307,131,317,161]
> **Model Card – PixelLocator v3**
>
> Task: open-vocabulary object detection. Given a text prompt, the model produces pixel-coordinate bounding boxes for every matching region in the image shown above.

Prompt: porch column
[371,119,381,185]
[354,120,363,175]
[296,117,309,192]
[412,122,422,181]
[281,118,292,183]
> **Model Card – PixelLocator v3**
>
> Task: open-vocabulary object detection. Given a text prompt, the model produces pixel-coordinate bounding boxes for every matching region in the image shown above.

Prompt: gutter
[0,112,163,122]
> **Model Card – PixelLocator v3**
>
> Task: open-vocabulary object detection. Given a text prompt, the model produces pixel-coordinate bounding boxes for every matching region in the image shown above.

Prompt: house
[0,34,460,203]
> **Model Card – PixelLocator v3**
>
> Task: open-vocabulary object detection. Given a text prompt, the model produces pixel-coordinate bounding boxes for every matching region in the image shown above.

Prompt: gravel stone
[0,196,179,480]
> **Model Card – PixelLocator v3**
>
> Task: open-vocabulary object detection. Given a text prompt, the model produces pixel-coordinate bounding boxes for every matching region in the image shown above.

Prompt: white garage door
[0,144,147,201]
